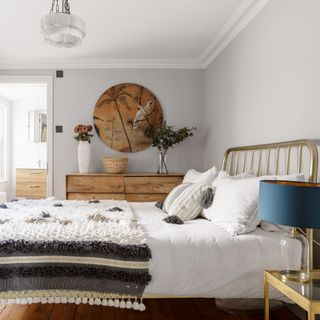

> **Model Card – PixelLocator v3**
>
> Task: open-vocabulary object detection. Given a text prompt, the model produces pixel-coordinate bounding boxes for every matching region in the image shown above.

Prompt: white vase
[77,141,91,173]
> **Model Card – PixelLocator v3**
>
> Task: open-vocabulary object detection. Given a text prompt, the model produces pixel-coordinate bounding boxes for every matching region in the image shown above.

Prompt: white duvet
[131,202,287,299]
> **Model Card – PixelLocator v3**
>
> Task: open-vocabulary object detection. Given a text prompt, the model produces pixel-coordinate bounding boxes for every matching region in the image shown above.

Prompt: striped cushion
[163,183,210,222]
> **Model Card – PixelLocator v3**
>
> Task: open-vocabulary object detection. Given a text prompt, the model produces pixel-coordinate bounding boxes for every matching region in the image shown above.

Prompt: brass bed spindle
[286,146,291,175]
[235,152,240,175]
[250,151,255,173]
[228,152,234,174]
[265,149,271,175]
[274,147,280,175]
[257,150,262,176]
[298,145,303,173]
[242,151,247,173]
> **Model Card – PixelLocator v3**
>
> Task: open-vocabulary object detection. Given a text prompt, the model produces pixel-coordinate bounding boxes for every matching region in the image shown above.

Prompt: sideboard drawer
[66,173,184,201]
[67,176,124,193]
[16,169,47,199]
[67,193,125,201]
[16,169,47,183]
[125,176,183,194]
[16,182,46,199]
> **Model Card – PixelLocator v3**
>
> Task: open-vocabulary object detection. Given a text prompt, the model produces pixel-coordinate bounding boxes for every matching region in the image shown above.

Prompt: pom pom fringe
[155,201,163,210]
[0,292,146,311]
[201,187,214,209]
[163,215,184,224]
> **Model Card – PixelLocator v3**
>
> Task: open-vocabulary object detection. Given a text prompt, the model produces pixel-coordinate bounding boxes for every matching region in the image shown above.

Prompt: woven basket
[102,156,128,174]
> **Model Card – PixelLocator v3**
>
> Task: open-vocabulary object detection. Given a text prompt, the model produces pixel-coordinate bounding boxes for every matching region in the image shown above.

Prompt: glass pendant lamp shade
[41,1,86,48]
[259,180,320,282]
[41,13,86,47]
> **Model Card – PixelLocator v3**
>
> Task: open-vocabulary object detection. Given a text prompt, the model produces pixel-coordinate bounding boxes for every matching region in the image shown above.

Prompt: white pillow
[204,172,305,235]
[163,183,213,223]
[212,170,255,188]
[204,177,260,235]
[183,166,218,185]
[212,171,304,187]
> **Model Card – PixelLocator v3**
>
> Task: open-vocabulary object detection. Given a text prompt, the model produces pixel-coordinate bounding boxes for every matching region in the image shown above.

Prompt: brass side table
[264,270,320,320]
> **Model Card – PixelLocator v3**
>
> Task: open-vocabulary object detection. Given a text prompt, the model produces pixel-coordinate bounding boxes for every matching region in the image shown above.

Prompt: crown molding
[0,58,204,70]
[0,0,270,70]
[199,0,271,68]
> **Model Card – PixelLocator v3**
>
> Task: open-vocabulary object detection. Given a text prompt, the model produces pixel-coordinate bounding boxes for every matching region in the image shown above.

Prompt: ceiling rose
[41,0,86,48]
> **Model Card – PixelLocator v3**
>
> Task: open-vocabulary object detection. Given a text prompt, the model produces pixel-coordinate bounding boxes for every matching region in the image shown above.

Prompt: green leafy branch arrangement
[144,121,196,151]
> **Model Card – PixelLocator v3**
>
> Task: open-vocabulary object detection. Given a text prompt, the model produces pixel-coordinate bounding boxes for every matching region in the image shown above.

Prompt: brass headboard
[222,139,318,183]
[222,139,319,269]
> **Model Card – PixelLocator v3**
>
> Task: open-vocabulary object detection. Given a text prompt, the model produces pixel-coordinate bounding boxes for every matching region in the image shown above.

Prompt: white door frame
[0,75,54,197]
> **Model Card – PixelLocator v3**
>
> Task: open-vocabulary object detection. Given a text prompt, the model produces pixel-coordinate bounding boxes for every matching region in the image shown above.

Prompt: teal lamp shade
[259,180,320,228]
[259,180,320,282]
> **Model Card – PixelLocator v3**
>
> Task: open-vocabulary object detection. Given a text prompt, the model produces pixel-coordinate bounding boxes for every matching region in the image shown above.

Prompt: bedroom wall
[0,69,205,199]
[203,0,320,171]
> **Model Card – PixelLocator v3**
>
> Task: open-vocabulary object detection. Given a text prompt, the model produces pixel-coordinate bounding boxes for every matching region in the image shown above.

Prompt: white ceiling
[0,84,47,102]
[0,0,268,68]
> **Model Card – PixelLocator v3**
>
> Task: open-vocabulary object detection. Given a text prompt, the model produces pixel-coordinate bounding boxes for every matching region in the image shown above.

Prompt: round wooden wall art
[93,83,163,153]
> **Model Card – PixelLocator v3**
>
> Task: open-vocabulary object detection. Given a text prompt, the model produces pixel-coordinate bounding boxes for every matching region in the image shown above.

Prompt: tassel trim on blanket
[201,187,214,209]
[0,290,146,311]
[163,215,184,224]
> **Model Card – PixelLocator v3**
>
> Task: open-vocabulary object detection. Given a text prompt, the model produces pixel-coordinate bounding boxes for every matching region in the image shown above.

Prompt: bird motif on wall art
[132,101,153,129]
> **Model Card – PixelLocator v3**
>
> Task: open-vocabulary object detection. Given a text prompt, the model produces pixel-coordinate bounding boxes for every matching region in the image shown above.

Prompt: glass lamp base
[280,270,309,282]
[280,227,310,283]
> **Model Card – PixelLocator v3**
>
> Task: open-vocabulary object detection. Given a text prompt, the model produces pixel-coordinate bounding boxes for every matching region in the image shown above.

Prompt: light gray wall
[0,69,205,199]
[204,0,320,170]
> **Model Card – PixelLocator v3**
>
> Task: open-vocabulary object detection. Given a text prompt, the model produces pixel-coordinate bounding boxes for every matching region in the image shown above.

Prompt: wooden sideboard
[16,168,47,199]
[66,173,184,202]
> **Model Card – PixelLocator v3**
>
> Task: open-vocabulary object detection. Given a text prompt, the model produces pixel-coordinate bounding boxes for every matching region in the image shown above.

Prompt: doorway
[0,76,53,201]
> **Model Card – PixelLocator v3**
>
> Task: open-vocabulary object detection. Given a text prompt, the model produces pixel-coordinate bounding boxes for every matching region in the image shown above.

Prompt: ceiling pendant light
[41,0,86,48]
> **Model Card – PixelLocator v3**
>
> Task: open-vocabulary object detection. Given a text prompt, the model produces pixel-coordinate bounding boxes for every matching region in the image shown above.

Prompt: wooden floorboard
[0,299,301,320]
[50,303,77,320]
[148,299,175,320]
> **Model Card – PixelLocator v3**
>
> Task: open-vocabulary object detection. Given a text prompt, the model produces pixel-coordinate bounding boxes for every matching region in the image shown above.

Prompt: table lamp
[259,180,320,282]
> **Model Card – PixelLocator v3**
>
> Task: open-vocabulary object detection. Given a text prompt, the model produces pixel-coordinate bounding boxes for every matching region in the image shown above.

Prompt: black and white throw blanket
[0,200,151,311]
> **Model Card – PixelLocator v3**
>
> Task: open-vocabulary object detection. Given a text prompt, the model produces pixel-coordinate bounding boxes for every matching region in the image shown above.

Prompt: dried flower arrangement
[74,125,94,143]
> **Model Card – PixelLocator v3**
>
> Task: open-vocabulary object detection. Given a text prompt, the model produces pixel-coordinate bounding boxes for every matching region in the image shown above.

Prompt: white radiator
[0,192,6,202]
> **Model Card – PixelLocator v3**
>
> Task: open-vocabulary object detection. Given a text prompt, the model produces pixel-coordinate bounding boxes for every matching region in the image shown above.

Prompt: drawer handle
[74,187,92,191]
[29,185,40,188]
